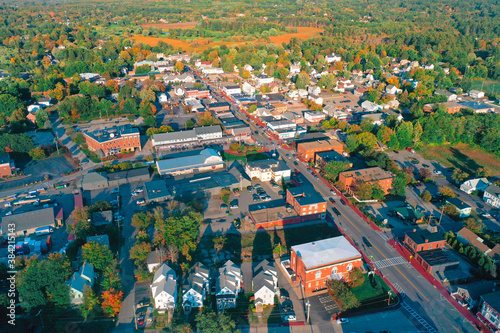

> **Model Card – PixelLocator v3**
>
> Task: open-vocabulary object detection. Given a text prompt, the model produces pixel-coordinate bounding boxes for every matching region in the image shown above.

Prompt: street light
[387,291,392,306]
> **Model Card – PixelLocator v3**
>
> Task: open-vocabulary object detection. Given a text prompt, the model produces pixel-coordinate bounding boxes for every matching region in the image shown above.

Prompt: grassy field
[470,79,500,97]
[142,21,199,29]
[419,144,500,176]
[132,27,324,51]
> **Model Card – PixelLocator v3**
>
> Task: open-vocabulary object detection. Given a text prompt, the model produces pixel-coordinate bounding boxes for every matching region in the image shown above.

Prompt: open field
[132,27,324,51]
[142,21,198,29]
[419,144,500,176]
[470,79,500,96]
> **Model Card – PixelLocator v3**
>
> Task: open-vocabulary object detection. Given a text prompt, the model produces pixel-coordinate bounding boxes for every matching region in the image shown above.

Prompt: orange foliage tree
[101,288,124,317]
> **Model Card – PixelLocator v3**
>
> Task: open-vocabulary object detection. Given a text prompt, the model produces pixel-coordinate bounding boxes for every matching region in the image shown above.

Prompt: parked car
[330,189,336,195]
[340,199,347,205]
[280,288,290,299]
[293,161,299,165]
[220,204,228,209]
[422,164,430,168]
[282,300,293,311]
[136,199,146,205]
[433,170,442,175]
[336,318,349,324]
[254,184,261,189]
[230,204,239,209]
[282,314,296,322]
[332,207,341,216]
[131,192,139,196]
[135,187,144,193]
[362,237,373,248]
[482,212,491,218]
[329,198,336,204]
[111,188,119,194]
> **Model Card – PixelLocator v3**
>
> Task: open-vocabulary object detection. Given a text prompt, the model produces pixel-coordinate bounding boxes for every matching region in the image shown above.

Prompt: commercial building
[459,101,494,113]
[423,101,463,114]
[81,172,108,191]
[223,85,242,95]
[0,153,14,177]
[1,206,63,237]
[404,228,446,253]
[245,159,291,182]
[393,206,425,224]
[83,125,141,157]
[477,290,500,332]
[151,125,223,149]
[338,167,395,195]
[145,180,172,203]
[315,150,351,169]
[297,139,344,162]
[206,101,231,113]
[304,111,326,124]
[286,186,327,219]
[156,149,224,176]
[290,236,363,293]
[106,167,150,187]
[183,83,210,99]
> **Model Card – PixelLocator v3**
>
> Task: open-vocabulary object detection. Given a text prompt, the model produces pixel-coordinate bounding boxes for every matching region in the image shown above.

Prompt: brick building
[404,228,446,253]
[286,186,327,218]
[338,167,394,195]
[0,153,13,177]
[84,125,141,157]
[297,139,344,162]
[183,83,210,99]
[206,102,231,114]
[290,236,363,293]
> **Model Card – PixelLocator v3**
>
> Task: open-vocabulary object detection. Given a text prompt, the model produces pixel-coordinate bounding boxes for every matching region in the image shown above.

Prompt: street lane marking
[377,231,390,241]
[401,302,438,333]
[385,242,396,252]
[374,256,408,269]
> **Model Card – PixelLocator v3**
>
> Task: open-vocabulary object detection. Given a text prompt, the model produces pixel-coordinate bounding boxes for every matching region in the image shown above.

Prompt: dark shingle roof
[481,290,500,313]
[406,229,444,245]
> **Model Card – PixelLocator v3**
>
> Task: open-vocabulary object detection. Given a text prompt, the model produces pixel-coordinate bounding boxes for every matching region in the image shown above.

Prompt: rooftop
[481,290,500,312]
[315,150,349,164]
[156,148,223,174]
[0,153,10,165]
[393,206,425,220]
[86,234,110,249]
[1,207,55,234]
[459,101,493,110]
[418,248,455,266]
[287,186,325,206]
[249,201,297,224]
[340,167,394,183]
[406,229,445,245]
[145,179,171,200]
[446,197,472,210]
[84,124,139,143]
[298,139,343,151]
[291,236,361,269]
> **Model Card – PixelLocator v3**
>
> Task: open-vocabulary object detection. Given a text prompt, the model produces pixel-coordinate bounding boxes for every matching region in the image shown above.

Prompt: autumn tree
[438,186,457,198]
[82,241,114,272]
[132,212,154,230]
[101,288,123,317]
[67,207,95,240]
[348,268,365,287]
[419,168,432,181]
[29,147,47,160]
[452,169,469,184]
[174,62,184,72]
[130,242,152,266]
[421,190,432,202]
[465,218,485,234]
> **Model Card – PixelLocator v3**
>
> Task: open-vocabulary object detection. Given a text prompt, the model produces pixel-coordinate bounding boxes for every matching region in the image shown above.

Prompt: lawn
[470,79,500,97]
[222,151,269,162]
[419,144,500,176]
[351,274,392,302]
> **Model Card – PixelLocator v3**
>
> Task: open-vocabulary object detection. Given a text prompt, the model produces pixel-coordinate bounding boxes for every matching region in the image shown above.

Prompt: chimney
[312,242,316,246]
[73,275,76,280]
[425,239,429,243]
[413,228,417,232]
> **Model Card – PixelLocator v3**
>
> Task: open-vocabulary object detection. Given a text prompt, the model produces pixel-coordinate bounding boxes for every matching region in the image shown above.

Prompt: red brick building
[290,236,363,293]
[338,167,394,195]
[404,228,446,253]
[183,83,210,99]
[0,153,13,177]
[286,186,327,218]
[84,125,141,157]
[297,139,345,162]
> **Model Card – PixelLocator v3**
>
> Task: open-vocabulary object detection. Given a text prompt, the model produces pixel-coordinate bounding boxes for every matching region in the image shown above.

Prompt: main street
[225,93,478,332]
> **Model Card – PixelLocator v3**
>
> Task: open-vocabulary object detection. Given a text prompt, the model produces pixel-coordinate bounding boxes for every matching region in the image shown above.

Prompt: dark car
[332,207,341,216]
[340,199,347,205]
[282,300,293,311]
[280,288,290,299]
[293,161,299,165]
[422,164,430,168]
[362,237,373,248]
[329,198,336,204]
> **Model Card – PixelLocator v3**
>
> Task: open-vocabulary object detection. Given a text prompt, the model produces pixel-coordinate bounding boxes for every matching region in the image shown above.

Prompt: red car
[294,169,300,174]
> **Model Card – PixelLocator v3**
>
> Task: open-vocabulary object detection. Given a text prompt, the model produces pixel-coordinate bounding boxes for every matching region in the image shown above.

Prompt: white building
[158,93,168,103]
[223,85,242,95]
[308,85,321,96]
[446,198,472,218]
[245,159,291,182]
[325,53,342,63]
[298,89,308,98]
[216,260,242,311]
[151,264,177,312]
[146,250,165,273]
[255,74,274,86]
[460,178,490,195]
[66,262,96,305]
[304,111,326,123]
[483,184,500,209]
[152,125,223,148]
[183,262,210,311]
[361,100,383,112]
[385,84,401,95]
[253,260,278,307]
[242,82,256,95]
[163,73,195,84]
[469,90,485,99]
[289,63,301,76]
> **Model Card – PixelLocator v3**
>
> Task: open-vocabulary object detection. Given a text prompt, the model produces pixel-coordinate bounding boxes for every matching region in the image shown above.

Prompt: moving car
[293,161,299,165]
[362,237,373,248]
[332,207,341,216]
[329,198,336,204]
[340,199,347,205]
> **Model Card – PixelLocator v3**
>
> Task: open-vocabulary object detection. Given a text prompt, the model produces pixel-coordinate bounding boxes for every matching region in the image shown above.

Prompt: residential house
[156,148,224,176]
[451,281,497,309]
[0,153,13,177]
[86,235,110,250]
[354,86,368,97]
[242,82,256,95]
[66,262,96,304]
[423,101,463,114]
[304,111,326,124]
[361,113,384,126]
[286,186,327,219]
[37,97,52,107]
[445,197,472,217]
[147,250,166,273]
[183,262,210,310]
[483,184,500,208]
[334,78,354,92]
[469,90,485,99]
[460,178,490,195]
[216,260,242,311]
[290,236,363,293]
[385,84,401,95]
[298,89,308,98]
[457,228,500,262]
[158,93,168,103]
[91,210,112,227]
[289,62,301,75]
[361,100,383,112]
[325,53,342,63]
[297,139,345,162]
[253,260,278,307]
[434,89,457,102]
[151,263,177,312]
[245,159,291,182]
[308,85,321,96]
[404,228,446,252]
[477,290,500,332]
[255,74,274,86]
[338,167,394,195]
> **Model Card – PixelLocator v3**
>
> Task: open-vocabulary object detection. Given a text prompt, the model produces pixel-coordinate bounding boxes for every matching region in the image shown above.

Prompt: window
[308,283,311,288]
[347,263,353,271]
[332,267,337,274]
[315,270,321,279]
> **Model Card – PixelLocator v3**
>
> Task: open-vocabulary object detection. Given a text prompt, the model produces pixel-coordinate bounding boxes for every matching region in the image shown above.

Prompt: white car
[336,318,349,324]
[136,199,146,205]
[5,211,12,216]
[433,170,442,175]
[135,188,144,193]
[282,314,296,322]
[131,192,139,197]
[482,213,491,218]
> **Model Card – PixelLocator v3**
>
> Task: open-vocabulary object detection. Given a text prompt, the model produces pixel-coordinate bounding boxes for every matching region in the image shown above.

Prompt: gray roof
[247,159,289,173]
[81,172,108,185]
[67,262,95,293]
[156,148,222,174]
[84,124,139,143]
[287,186,325,206]
[145,180,171,201]
[316,150,348,164]
[406,229,444,245]
[446,197,471,210]
[253,271,275,294]
[152,263,177,298]
[147,250,165,265]
[216,260,241,294]
[152,125,222,145]
[169,169,243,195]
[86,234,110,249]
[291,236,361,270]
[1,207,55,234]
[106,167,149,182]
[481,290,500,312]
[92,210,113,226]
[0,153,10,165]
[485,184,500,198]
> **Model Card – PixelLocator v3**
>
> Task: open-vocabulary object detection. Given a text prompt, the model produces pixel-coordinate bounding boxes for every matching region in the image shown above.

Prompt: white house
[483,184,500,209]
[255,74,274,86]
[244,64,253,72]
[361,100,382,112]
[66,262,96,305]
[423,64,435,70]
[223,85,242,95]
[308,85,321,96]
[460,178,490,195]
[469,90,485,99]
[151,263,177,312]
[146,250,166,273]
[163,73,195,84]
[253,260,278,307]
[245,159,291,182]
[158,93,168,103]
[287,90,299,99]
[182,262,210,311]
[325,53,342,63]
[334,78,354,92]
[174,86,184,96]
[202,67,224,75]
[242,82,256,95]
[446,198,472,218]
[289,63,301,75]
[385,84,401,95]
[435,89,457,102]
[27,104,42,113]
[308,95,323,106]
[298,89,308,98]
[37,98,52,107]
[216,260,242,311]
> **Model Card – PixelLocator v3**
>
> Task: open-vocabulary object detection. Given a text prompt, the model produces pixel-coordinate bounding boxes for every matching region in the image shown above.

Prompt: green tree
[143,115,157,128]
[443,203,460,220]
[29,147,47,160]
[35,108,49,128]
[195,312,237,333]
[421,190,432,202]
[67,207,95,241]
[323,161,351,182]
[371,183,385,200]
[327,279,360,311]
[395,121,414,148]
[452,169,469,184]
[464,218,485,234]
[185,119,195,129]
[129,242,152,266]
[391,171,408,196]
[248,105,257,113]
[317,73,337,89]
[346,134,359,152]
[82,241,114,272]
[80,284,100,319]
[295,72,310,89]
[135,64,151,74]
[377,125,394,144]
[354,182,373,200]
[357,132,378,149]
[131,212,154,230]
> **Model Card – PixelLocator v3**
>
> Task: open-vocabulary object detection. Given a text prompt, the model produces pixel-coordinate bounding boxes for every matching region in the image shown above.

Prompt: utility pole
[306,299,311,324]
[438,205,444,225]
[54,132,60,155]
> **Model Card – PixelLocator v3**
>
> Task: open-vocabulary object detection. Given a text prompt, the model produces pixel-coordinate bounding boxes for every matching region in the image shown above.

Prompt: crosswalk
[401,302,439,333]
[377,231,390,241]
[373,256,407,269]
